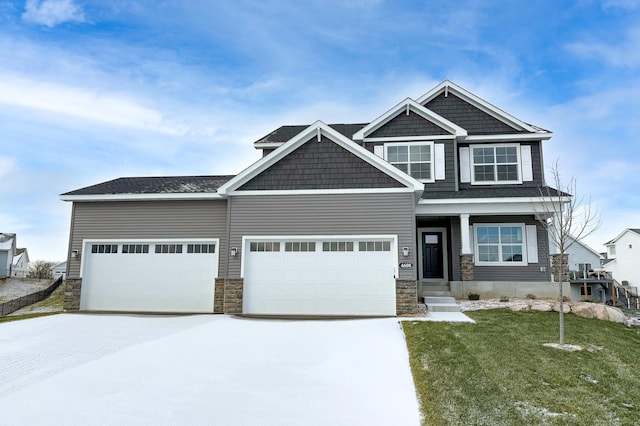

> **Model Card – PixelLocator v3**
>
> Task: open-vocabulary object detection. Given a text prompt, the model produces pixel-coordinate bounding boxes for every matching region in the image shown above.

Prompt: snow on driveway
[0,314,420,425]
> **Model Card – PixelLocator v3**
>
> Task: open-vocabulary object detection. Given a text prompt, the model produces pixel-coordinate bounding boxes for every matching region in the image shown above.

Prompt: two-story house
[0,233,17,278]
[60,80,566,316]
[603,228,640,292]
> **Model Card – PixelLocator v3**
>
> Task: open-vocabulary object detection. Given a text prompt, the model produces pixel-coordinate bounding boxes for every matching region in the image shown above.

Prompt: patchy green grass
[403,310,640,425]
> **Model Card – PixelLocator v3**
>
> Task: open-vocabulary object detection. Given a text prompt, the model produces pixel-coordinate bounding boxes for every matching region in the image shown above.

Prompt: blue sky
[0,0,639,262]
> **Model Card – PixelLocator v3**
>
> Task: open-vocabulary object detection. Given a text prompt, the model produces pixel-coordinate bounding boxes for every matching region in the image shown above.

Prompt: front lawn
[403,310,640,425]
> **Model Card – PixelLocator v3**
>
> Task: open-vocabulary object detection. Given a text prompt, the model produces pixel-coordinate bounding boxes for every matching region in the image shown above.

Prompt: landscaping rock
[552,302,571,313]
[510,304,530,312]
[625,317,640,327]
[604,306,626,323]
[571,302,598,319]
[530,302,553,312]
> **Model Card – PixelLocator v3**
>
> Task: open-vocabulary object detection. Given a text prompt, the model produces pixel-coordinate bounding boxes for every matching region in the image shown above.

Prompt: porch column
[459,214,474,281]
[460,214,472,254]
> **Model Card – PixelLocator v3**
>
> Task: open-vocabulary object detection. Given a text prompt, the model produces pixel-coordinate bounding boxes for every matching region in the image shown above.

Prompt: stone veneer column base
[63,278,82,311]
[396,279,417,315]
[214,278,225,313]
[460,254,474,281]
[223,278,244,314]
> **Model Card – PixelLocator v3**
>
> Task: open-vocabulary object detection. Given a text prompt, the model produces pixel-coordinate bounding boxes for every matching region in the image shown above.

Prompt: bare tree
[538,160,600,345]
[29,260,56,279]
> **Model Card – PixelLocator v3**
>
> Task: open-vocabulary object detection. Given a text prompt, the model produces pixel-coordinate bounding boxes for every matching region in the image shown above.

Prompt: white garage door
[80,239,219,313]
[243,236,397,316]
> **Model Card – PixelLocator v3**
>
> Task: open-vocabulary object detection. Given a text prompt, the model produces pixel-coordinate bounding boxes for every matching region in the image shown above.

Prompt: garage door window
[359,241,391,252]
[250,242,280,252]
[322,241,354,252]
[155,244,183,254]
[91,244,118,254]
[122,244,149,254]
[284,242,316,252]
[187,244,216,254]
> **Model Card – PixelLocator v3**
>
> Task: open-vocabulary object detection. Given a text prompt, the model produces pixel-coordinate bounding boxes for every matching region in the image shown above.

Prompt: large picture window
[471,144,520,184]
[474,224,526,265]
[385,142,434,181]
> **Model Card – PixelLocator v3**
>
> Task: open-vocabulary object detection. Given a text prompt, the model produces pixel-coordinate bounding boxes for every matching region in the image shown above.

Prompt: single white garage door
[80,239,219,313]
[243,236,397,316]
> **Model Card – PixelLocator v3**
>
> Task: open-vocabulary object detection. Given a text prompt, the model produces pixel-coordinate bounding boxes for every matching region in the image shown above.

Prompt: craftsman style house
[61,81,565,316]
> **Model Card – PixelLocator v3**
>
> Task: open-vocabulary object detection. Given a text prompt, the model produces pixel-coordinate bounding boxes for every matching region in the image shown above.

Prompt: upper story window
[471,144,521,184]
[385,142,434,182]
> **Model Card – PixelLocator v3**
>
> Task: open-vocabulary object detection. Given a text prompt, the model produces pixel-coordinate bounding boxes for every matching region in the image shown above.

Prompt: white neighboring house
[604,228,640,292]
[0,233,17,278]
[565,235,603,277]
[12,248,30,278]
[51,261,67,280]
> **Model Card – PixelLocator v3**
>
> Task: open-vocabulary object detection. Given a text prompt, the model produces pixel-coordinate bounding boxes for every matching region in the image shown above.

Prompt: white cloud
[0,156,16,180]
[602,0,640,11]
[565,26,640,68]
[0,75,186,135]
[22,0,85,27]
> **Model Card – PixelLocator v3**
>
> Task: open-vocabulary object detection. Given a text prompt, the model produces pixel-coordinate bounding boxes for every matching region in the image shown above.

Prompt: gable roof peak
[417,80,551,136]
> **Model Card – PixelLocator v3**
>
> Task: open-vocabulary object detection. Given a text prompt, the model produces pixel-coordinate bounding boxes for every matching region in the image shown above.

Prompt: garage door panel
[81,240,218,313]
[244,237,396,316]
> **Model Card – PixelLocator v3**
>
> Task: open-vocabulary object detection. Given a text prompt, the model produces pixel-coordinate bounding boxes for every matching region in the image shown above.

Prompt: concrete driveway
[0,314,420,425]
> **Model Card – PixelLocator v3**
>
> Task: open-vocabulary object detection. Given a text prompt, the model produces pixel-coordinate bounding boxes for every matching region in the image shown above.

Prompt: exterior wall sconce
[402,247,409,257]
[230,247,238,256]
[71,250,80,258]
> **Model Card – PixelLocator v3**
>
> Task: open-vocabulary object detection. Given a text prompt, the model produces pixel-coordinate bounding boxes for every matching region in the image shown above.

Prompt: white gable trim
[253,142,284,149]
[416,80,548,135]
[352,98,467,140]
[217,120,425,196]
[60,193,224,202]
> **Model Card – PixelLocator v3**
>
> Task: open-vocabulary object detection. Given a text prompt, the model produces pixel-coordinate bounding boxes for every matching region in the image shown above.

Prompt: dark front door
[422,232,444,279]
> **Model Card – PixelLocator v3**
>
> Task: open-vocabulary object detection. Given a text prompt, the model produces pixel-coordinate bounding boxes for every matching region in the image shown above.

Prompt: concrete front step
[424,296,461,313]
[422,290,453,297]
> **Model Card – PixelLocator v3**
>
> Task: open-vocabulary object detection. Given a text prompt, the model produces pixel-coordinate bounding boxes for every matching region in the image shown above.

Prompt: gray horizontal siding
[425,93,526,135]
[67,200,228,278]
[240,135,403,191]
[368,110,451,137]
[452,215,550,282]
[228,193,417,280]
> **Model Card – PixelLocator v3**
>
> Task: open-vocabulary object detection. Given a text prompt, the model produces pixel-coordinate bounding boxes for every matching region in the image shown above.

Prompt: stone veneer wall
[214,278,225,313]
[460,254,474,281]
[223,278,244,314]
[64,278,82,311]
[396,279,417,315]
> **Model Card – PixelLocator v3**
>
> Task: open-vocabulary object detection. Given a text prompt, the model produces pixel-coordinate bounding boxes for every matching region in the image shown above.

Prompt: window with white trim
[385,142,434,181]
[154,244,183,254]
[91,244,118,254]
[474,224,526,265]
[358,241,391,252]
[187,244,216,254]
[471,144,520,184]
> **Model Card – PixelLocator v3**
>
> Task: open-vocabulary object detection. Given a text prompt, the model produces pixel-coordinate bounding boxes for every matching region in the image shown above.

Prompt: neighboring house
[12,248,30,278]
[60,80,567,316]
[563,236,605,302]
[603,228,640,292]
[0,233,17,278]
[51,261,67,280]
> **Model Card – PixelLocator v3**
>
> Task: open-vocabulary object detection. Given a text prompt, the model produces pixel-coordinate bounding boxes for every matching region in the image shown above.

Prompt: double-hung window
[385,142,434,182]
[471,144,520,184]
[474,224,526,265]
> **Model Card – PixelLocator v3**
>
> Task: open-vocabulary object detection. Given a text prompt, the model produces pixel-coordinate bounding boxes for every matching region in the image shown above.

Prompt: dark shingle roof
[421,186,568,199]
[254,123,368,144]
[62,175,235,196]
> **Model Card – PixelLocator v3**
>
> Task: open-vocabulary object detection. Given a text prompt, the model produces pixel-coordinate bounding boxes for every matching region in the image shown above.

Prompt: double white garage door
[243,236,397,316]
[80,239,219,313]
[80,236,397,315]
